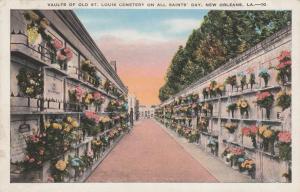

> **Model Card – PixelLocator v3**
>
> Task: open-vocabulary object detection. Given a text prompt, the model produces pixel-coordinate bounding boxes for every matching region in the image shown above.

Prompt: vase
[231,110,234,118]
[263,78,268,87]
[266,108,271,119]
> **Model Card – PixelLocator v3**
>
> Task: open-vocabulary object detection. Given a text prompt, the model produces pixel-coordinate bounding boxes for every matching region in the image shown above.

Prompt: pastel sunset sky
[75,9,208,105]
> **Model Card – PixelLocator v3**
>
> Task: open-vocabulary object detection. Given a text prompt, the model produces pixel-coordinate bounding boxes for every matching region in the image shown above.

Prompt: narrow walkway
[87,119,217,182]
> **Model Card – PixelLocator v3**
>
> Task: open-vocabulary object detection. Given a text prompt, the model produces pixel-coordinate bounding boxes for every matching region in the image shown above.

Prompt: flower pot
[266,108,271,119]
[231,110,234,118]
[263,78,269,87]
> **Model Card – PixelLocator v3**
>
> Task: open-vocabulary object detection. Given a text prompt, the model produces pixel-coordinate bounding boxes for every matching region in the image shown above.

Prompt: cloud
[162,18,202,33]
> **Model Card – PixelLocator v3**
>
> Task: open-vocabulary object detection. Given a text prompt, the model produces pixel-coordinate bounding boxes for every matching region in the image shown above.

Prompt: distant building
[139,105,155,119]
[127,94,139,121]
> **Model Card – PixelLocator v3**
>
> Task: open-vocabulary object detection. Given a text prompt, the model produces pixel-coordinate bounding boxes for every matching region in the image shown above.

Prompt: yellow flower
[64,125,71,133]
[27,27,39,45]
[258,126,267,135]
[263,130,273,138]
[52,123,62,129]
[67,116,73,123]
[85,98,90,104]
[276,91,284,97]
[241,101,248,108]
[71,120,79,128]
[55,160,67,171]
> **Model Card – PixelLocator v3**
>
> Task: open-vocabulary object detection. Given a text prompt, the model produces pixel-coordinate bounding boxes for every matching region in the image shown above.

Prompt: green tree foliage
[159,11,291,102]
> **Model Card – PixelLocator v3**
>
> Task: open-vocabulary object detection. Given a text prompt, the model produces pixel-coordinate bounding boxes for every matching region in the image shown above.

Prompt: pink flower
[51,38,63,50]
[47,176,54,183]
[242,127,250,136]
[29,158,35,163]
[278,131,291,143]
[87,150,94,158]
[25,155,30,161]
[63,48,73,61]
[249,126,258,135]
[75,86,85,100]
[277,51,291,61]
[56,51,66,61]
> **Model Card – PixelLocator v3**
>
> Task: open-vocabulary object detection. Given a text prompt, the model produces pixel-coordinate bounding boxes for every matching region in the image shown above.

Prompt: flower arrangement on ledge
[258,125,276,153]
[258,69,270,87]
[48,159,69,182]
[202,102,213,116]
[225,75,237,91]
[249,73,256,90]
[69,86,86,103]
[222,146,245,168]
[256,91,274,119]
[215,83,225,96]
[226,103,237,118]
[22,116,79,172]
[224,122,238,134]
[277,131,291,161]
[202,87,209,99]
[276,91,291,111]
[198,117,209,132]
[242,125,258,148]
[81,111,111,136]
[16,67,43,98]
[238,72,247,91]
[209,80,217,97]
[93,92,105,111]
[237,99,249,118]
[23,10,74,70]
[275,51,291,84]
[239,159,256,179]
[81,60,101,87]
[188,129,200,143]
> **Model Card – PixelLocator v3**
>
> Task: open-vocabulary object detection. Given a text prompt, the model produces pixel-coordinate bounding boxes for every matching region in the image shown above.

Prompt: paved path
[87,119,217,182]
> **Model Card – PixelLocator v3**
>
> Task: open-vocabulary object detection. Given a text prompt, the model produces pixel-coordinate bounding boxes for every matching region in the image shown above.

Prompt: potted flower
[215,83,225,96]
[188,129,200,143]
[224,122,238,134]
[202,87,209,99]
[258,125,276,153]
[198,117,209,132]
[276,91,291,111]
[277,131,291,161]
[16,67,43,98]
[202,103,213,116]
[237,99,249,118]
[275,51,291,84]
[192,93,199,102]
[256,91,274,119]
[51,159,69,182]
[226,103,237,118]
[240,159,256,179]
[259,69,270,87]
[93,92,105,111]
[238,72,247,91]
[209,81,217,98]
[249,73,256,90]
[225,75,237,91]
[242,125,258,148]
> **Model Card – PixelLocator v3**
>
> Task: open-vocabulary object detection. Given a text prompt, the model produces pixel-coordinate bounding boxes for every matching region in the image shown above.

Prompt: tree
[159,10,291,102]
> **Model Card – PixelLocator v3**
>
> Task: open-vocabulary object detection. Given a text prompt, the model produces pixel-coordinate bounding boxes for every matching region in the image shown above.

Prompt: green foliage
[159,11,291,102]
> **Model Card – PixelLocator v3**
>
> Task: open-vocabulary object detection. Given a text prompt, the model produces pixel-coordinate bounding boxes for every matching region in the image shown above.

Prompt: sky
[75,9,208,105]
